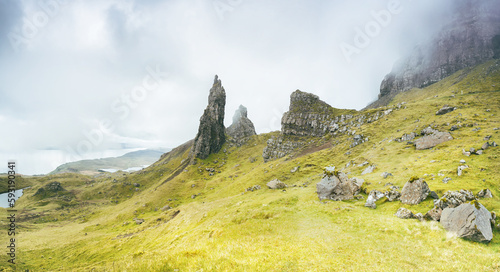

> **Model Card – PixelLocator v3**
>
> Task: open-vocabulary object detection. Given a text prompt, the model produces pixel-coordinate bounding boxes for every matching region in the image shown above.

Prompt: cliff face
[281,90,356,137]
[371,0,500,108]
[191,75,226,160]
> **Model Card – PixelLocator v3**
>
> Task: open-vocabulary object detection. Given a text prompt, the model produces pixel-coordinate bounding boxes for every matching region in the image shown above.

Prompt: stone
[385,188,401,202]
[481,142,490,150]
[440,202,493,243]
[381,172,392,179]
[462,149,471,157]
[434,190,475,211]
[476,150,483,155]
[290,166,299,173]
[364,190,385,209]
[133,183,140,187]
[477,189,493,198]
[134,218,145,225]
[414,131,453,150]
[425,207,442,221]
[267,179,287,189]
[442,177,452,183]
[316,167,360,201]
[395,207,414,219]
[469,147,476,154]
[400,178,430,205]
[361,165,376,175]
[191,75,226,160]
[436,105,456,115]
[246,185,261,192]
[414,213,424,221]
[459,159,466,164]
[430,191,439,199]
[457,165,469,176]
[450,125,459,131]
[227,105,257,142]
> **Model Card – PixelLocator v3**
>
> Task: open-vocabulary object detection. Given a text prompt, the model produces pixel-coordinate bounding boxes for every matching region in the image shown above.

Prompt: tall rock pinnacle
[191,75,226,160]
[227,105,256,141]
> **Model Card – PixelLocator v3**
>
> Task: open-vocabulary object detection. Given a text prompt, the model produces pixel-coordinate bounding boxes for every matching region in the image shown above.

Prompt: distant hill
[49,149,169,175]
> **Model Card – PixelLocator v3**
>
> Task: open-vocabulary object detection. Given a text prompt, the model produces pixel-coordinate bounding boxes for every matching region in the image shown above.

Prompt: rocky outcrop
[414,127,453,150]
[425,189,475,221]
[369,0,500,108]
[191,75,226,160]
[34,181,65,196]
[267,179,287,189]
[262,135,306,162]
[227,105,256,143]
[441,202,493,243]
[400,177,430,205]
[316,167,361,201]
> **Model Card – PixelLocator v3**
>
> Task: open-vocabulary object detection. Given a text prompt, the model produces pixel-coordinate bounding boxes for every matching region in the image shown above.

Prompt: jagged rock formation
[227,105,256,143]
[369,0,500,108]
[263,90,402,162]
[191,75,226,160]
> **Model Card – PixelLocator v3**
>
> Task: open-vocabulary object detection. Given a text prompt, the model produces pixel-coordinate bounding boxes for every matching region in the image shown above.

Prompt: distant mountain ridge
[49,149,169,175]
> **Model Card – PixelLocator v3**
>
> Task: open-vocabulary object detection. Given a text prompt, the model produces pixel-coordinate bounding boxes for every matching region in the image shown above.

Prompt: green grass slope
[1,60,499,271]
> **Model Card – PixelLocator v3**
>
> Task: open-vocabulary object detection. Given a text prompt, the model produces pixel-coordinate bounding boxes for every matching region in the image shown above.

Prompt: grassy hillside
[0,60,499,271]
[49,149,167,175]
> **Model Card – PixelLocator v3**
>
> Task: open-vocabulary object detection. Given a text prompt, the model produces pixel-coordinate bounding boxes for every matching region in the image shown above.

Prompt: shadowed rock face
[191,75,226,160]
[441,202,493,243]
[369,0,500,108]
[227,105,256,141]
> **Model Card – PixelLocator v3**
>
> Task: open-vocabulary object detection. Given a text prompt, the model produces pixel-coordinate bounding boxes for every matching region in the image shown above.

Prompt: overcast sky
[0,0,457,174]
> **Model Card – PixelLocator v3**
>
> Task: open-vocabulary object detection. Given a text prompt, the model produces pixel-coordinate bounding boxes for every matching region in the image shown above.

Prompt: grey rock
[361,165,376,175]
[469,147,476,154]
[434,190,475,211]
[476,150,483,155]
[290,166,299,173]
[442,177,452,183]
[414,213,424,221]
[364,190,385,209]
[227,105,257,142]
[395,207,414,219]
[481,142,490,150]
[134,218,145,225]
[385,188,401,202]
[400,178,430,205]
[459,159,466,164]
[414,131,453,150]
[191,75,226,160]
[246,185,261,192]
[436,106,456,115]
[477,189,493,198]
[267,179,287,190]
[316,167,360,201]
[381,172,393,179]
[462,149,471,157]
[441,202,493,243]
[457,165,469,176]
[425,207,442,221]
[430,191,439,199]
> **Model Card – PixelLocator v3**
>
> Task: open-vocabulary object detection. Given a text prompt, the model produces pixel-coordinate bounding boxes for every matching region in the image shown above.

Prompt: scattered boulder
[459,159,466,164]
[481,142,490,150]
[477,189,493,198]
[134,218,145,225]
[442,177,452,183]
[424,207,442,221]
[364,190,385,209]
[395,207,414,219]
[267,179,287,189]
[316,167,360,201]
[290,166,299,173]
[440,202,493,243]
[191,75,227,160]
[381,172,393,179]
[246,185,261,192]
[457,165,469,176]
[400,177,430,205]
[430,191,439,199]
[385,187,401,202]
[414,213,424,221]
[436,105,456,115]
[462,149,471,157]
[414,129,453,150]
[361,165,376,175]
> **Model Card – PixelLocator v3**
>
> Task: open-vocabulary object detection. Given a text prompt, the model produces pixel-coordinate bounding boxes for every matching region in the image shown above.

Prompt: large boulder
[425,190,475,221]
[395,207,414,219]
[440,202,493,243]
[316,167,360,201]
[227,105,257,142]
[364,190,385,209]
[400,177,430,205]
[477,189,493,198]
[436,105,456,115]
[414,130,453,150]
[266,179,287,189]
[191,75,227,160]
